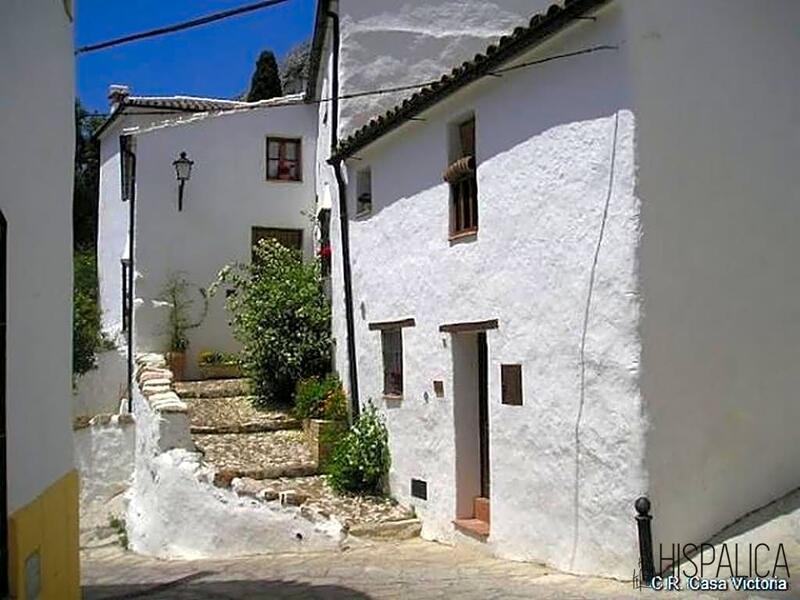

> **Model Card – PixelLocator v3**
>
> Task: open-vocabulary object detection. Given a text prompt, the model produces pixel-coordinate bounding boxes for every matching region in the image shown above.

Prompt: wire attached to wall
[570,109,621,570]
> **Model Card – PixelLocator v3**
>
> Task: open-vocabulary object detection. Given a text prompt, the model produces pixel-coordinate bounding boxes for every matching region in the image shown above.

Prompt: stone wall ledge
[73,413,136,431]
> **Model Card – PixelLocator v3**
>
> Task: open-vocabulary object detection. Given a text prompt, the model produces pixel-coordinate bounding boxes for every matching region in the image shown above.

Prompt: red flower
[318,245,332,258]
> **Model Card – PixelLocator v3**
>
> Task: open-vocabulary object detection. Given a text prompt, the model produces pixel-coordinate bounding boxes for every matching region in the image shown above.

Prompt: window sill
[265,178,304,184]
[383,394,403,403]
[355,210,372,219]
[449,228,478,243]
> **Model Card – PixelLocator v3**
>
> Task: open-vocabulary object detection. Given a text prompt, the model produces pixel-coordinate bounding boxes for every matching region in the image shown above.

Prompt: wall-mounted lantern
[172,151,194,211]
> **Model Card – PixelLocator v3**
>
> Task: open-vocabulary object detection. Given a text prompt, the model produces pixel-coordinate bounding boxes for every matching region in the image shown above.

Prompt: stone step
[348,518,422,541]
[228,475,420,540]
[195,430,317,486]
[185,396,297,432]
[191,420,301,435]
[453,518,490,539]
[174,379,251,399]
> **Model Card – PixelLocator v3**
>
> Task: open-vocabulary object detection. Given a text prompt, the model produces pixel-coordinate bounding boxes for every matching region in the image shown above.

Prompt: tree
[280,40,311,95]
[73,100,103,250]
[213,239,331,405]
[246,50,282,102]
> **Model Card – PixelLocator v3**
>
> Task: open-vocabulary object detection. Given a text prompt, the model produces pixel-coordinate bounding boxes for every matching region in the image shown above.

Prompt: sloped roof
[331,0,610,161]
[122,95,246,112]
[94,93,305,140]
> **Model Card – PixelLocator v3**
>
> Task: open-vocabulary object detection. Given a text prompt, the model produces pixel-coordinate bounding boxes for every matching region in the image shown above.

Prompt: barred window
[267,137,302,181]
[381,329,403,396]
[445,118,478,237]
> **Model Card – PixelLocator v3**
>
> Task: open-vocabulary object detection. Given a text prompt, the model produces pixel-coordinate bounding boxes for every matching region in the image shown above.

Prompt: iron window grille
[266,137,302,181]
[446,118,478,236]
[381,329,403,396]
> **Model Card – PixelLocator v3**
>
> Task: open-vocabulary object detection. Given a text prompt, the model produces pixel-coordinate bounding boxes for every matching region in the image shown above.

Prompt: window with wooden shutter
[501,364,523,406]
[266,137,302,181]
[251,227,303,262]
[381,329,403,396]
[445,118,478,237]
[120,135,135,202]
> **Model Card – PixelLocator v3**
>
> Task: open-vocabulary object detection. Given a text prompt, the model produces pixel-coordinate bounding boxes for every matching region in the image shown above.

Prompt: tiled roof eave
[330,0,610,163]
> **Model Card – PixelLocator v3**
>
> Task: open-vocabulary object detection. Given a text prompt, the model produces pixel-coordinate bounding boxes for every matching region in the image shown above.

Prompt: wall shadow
[83,573,374,600]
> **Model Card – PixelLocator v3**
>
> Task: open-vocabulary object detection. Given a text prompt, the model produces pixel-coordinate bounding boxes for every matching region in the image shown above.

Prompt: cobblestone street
[82,537,796,600]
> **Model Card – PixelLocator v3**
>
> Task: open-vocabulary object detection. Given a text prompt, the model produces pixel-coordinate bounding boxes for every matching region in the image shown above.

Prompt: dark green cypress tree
[246,50,282,102]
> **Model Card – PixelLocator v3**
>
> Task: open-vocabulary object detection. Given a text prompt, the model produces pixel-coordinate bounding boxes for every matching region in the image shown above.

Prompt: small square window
[267,137,302,181]
[501,364,523,406]
[356,168,372,215]
[381,329,403,396]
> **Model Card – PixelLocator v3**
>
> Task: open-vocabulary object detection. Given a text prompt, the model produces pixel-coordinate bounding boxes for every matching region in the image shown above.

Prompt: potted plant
[159,273,208,382]
[294,374,348,467]
[198,351,242,380]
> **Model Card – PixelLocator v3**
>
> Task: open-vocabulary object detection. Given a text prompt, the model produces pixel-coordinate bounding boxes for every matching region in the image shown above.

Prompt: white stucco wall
[126,383,343,558]
[131,102,318,379]
[74,417,135,510]
[334,5,645,578]
[337,0,555,135]
[72,347,128,418]
[0,0,76,512]
[98,111,186,341]
[626,0,800,558]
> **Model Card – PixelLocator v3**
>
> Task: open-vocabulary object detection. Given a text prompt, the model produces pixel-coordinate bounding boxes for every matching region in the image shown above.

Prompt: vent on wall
[411,478,428,500]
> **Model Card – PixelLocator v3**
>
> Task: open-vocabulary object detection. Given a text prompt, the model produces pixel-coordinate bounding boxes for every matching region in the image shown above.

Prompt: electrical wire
[75,0,293,55]
[78,44,619,120]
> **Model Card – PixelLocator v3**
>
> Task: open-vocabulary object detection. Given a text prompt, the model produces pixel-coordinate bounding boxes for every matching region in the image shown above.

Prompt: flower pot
[198,363,241,380]
[166,351,186,382]
[303,418,347,467]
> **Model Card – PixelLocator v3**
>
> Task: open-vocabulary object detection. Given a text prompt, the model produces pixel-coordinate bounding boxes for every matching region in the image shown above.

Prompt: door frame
[477,332,490,498]
[1,209,8,597]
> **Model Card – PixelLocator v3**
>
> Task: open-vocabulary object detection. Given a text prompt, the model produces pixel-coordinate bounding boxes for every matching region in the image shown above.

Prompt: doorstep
[453,518,489,539]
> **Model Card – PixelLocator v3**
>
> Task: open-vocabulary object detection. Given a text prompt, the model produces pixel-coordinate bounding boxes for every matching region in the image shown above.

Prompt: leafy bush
[213,239,331,405]
[327,405,390,495]
[294,374,348,421]
[73,250,110,375]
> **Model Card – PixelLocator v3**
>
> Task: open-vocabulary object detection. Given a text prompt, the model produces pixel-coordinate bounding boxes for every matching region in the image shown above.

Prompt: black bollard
[635,496,655,585]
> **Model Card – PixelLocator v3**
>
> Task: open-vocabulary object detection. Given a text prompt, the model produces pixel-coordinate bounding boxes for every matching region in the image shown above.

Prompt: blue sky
[75,0,316,113]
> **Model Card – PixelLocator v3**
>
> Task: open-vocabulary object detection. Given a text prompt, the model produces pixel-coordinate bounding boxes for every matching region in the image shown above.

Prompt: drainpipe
[123,144,137,413]
[327,6,360,421]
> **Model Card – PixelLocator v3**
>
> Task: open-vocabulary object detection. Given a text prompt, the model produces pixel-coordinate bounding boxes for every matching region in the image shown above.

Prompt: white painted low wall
[126,355,344,558]
[72,346,128,419]
[74,414,135,510]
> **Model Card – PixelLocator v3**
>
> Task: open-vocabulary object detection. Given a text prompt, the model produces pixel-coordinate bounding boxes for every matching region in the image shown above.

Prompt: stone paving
[84,537,788,600]
[194,430,316,474]
[187,396,299,433]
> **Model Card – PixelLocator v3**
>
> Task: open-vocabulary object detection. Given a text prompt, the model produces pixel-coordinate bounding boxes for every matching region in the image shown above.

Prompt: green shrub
[294,374,348,421]
[213,239,331,406]
[327,405,390,495]
[198,350,239,366]
[73,250,109,375]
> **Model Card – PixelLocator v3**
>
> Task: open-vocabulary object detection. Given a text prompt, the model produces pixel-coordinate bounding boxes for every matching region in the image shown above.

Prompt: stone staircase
[174,378,422,540]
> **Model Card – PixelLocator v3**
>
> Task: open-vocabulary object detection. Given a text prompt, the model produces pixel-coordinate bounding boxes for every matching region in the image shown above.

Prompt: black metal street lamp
[172,151,194,211]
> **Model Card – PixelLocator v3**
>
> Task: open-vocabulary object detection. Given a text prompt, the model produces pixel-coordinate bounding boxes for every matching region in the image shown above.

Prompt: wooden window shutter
[501,364,523,406]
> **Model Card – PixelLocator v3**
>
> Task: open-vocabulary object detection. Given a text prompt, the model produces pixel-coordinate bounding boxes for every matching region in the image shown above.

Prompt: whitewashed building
[313,0,800,580]
[0,0,80,597]
[95,90,318,382]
